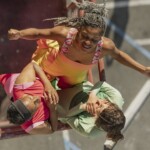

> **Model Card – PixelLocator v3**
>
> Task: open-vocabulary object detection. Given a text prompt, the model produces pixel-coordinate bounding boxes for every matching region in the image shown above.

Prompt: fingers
[8,29,20,40]
[46,90,59,105]
[86,103,97,115]
[43,92,50,106]
[43,92,48,101]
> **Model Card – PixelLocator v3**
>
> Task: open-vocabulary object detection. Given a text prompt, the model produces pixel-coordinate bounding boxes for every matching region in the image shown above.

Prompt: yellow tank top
[32,28,102,88]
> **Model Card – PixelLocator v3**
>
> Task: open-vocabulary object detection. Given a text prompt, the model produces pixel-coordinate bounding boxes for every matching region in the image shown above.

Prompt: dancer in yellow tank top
[8,0,150,105]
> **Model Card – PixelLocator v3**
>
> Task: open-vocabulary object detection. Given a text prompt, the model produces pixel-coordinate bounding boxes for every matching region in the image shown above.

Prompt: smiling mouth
[82,43,92,49]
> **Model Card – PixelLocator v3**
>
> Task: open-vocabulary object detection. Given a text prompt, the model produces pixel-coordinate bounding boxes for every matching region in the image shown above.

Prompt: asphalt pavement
[0,0,150,150]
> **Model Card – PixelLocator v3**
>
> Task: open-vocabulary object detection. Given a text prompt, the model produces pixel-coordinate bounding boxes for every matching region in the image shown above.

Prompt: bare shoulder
[102,37,120,57]
[102,37,116,51]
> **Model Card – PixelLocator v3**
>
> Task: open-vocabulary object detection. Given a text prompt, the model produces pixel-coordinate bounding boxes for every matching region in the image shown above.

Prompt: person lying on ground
[0,62,125,142]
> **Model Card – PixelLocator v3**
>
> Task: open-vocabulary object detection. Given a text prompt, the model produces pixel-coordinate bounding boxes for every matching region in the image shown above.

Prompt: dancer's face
[76,26,102,53]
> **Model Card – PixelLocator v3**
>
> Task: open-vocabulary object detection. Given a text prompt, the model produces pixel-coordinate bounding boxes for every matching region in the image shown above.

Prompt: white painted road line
[104,79,150,150]
[62,130,81,150]
[62,130,70,142]
[123,79,150,131]
[135,39,150,46]
[107,0,150,9]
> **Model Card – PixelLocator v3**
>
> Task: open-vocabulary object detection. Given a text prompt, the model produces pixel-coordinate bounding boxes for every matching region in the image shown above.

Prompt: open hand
[85,101,98,115]
[44,85,59,105]
[86,92,99,115]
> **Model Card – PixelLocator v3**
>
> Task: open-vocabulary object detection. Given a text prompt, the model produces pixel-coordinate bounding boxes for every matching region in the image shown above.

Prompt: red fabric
[21,98,50,131]
[0,74,12,87]
[37,39,49,49]
[13,78,50,131]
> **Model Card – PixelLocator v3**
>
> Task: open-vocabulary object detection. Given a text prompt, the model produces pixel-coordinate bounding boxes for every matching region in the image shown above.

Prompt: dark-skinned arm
[16,62,58,132]
[104,39,150,77]
[31,62,59,131]
[8,26,67,41]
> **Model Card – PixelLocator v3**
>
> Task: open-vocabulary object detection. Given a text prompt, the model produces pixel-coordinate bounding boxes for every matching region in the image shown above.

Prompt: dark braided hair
[44,0,108,35]
[96,102,126,142]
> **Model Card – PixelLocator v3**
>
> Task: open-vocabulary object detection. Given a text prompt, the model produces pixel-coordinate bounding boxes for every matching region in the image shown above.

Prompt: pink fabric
[13,78,50,132]
[0,74,19,97]
[14,82,34,89]
[61,28,78,53]
[21,98,49,132]
[92,40,103,64]
[25,121,45,132]
[0,73,50,132]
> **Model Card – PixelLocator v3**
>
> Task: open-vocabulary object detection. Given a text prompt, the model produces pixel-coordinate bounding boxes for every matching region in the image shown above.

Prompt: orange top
[32,28,102,88]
